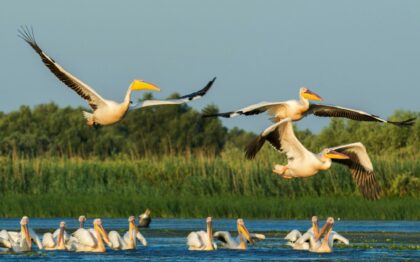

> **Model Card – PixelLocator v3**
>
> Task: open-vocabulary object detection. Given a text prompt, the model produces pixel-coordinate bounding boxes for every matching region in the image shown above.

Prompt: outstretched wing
[306,104,415,126]
[18,26,107,110]
[245,118,311,161]
[203,101,288,119]
[330,142,381,200]
[135,77,216,109]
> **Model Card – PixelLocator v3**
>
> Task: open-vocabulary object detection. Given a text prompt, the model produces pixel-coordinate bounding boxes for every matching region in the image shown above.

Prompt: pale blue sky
[1,0,419,133]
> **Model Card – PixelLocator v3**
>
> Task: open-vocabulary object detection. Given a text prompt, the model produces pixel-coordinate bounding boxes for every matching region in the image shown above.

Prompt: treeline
[0,97,418,159]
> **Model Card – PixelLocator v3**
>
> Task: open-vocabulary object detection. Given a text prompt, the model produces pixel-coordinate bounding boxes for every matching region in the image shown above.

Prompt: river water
[0,218,419,261]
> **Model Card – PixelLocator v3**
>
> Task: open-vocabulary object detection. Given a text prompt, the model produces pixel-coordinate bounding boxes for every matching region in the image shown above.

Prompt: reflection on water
[0,218,419,261]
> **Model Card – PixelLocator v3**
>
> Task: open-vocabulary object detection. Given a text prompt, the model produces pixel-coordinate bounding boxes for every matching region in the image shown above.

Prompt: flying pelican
[213,219,262,250]
[138,209,151,228]
[204,87,415,126]
[0,216,42,252]
[67,218,112,252]
[246,118,381,200]
[18,26,216,126]
[187,217,217,251]
[310,217,336,253]
[42,221,68,250]
[109,216,147,250]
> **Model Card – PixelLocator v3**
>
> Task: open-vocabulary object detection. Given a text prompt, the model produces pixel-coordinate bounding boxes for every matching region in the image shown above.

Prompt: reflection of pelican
[187,217,217,251]
[246,118,381,200]
[204,87,415,126]
[67,218,111,252]
[213,219,258,250]
[109,216,147,250]
[0,216,42,252]
[42,221,68,250]
[138,209,151,228]
[18,27,215,126]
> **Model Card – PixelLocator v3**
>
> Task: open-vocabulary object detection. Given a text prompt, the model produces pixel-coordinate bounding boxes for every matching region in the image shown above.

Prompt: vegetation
[0,98,418,219]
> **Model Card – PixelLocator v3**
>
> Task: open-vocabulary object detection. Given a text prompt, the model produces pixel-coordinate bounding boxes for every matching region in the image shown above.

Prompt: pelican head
[129,215,137,231]
[300,87,323,101]
[130,80,160,91]
[59,221,66,228]
[79,215,86,228]
[93,218,111,246]
[237,218,254,245]
[20,216,32,248]
[311,216,319,237]
[322,148,350,160]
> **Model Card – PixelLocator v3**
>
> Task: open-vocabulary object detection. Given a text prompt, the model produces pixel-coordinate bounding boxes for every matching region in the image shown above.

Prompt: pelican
[310,217,336,253]
[138,209,151,228]
[42,221,69,250]
[18,26,216,126]
[109,216,147,250]
[67,218,111,252]
[0,216,42,252]
[204,87,415,126]
[213,219,260,250]
[187,217,217,251]
[285,216,319,250]
[246,118,381,199]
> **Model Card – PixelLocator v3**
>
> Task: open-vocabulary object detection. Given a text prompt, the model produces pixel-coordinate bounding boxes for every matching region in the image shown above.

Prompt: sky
[1,0,419,133]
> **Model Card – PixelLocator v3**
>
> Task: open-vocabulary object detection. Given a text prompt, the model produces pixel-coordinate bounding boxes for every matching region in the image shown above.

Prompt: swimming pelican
[246,118,381,200]
[67,218,111,252]
[213,219,259,250]
[18,26,216,126]
[187,217,217,251]
[310,217,335,253]
[109,216,147,250]
[286,216,319,250]
[204,87,415,126]
[0,216,42,252]
[42,221,68,250]
[138,209,151,228]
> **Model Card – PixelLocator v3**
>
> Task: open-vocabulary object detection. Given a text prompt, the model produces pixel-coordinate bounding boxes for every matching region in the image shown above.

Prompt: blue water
[0,218,419,261]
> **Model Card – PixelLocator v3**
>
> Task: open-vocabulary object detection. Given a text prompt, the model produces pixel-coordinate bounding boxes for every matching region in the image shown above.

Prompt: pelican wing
[187,231,207,250]
[136,77,216,109]
[0,230,12,248]
[250,233,265,242]
[28,228,43,249]
[307,104,415,126]
[245,118,310,161]
[136,231,148,246]
[330,142,381,200]
[109,231,123,249]
[285,230,302,242]
[42,233,55,248]
[331,231,349,245]
[213,231,238,248]
[203,101,287,119]
[18,27,107,110]
[72,228,96,247]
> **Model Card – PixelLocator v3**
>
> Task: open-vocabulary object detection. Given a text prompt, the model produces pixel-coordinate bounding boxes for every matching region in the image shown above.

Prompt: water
[0,218,419,261]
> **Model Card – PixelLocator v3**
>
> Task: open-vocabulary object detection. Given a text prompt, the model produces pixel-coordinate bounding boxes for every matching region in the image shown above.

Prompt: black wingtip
[245,135,266,160]
[388,117,416,127]
[202,111,234,118]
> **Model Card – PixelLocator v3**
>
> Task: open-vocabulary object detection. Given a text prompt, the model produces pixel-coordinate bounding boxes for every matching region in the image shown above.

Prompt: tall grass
[0,147,418,219]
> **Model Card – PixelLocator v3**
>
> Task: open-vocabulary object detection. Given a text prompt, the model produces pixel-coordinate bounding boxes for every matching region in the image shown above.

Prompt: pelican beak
[22,225,32,248]
[302,89,323,101]
[315,220,334,241]
[96,224,111,245]
[130,80,160,91]
[324,150,350,159]
[238,223,254,244]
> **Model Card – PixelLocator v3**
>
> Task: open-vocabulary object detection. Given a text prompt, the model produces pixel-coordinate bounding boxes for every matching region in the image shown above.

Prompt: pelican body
[187,217,217,251]
[42,221,69,250]
[205,87,415,126]
[109,216,147,250]
[18,26,216,126]
[246,118,381,200]
[0,216,42,252]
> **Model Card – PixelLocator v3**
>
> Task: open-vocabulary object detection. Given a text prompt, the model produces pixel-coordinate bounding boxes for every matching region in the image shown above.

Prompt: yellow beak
[302,89,323,101]
[130,80,161,91]
[324,150,350,159]
[238,224,254,244]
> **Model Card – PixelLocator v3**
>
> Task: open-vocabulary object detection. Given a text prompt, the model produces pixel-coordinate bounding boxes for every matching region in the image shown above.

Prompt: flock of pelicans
[0,214,346,254]
[2,27,414,255]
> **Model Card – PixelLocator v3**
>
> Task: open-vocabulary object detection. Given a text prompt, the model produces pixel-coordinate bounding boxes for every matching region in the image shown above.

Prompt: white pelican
[67,218,111,252]
[18,26,216,126]
[310,217,336,253]
[204,87,415,126]
[285,216,319,250]
[138,209,151,228]
[0,216,42,252]
[109,216,147,250]
[187,217,217,251]
[246,118,382,200]
[42,221,68,250]
[213,219,259,250]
